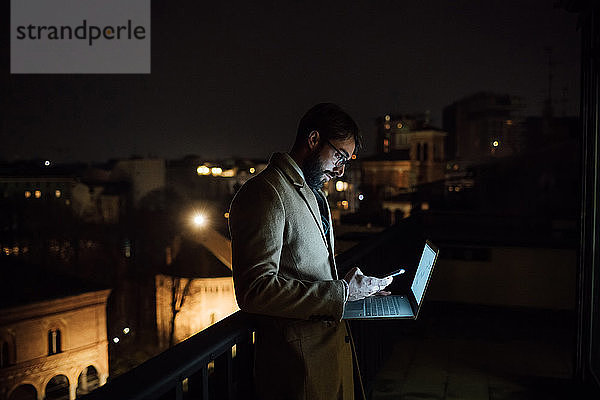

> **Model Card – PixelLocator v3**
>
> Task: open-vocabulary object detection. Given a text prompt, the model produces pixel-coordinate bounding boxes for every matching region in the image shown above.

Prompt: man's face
[303,136,355,189]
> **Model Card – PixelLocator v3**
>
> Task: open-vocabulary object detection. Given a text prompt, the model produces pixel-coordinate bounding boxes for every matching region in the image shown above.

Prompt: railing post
[233,331,255,399]
[213,350,233,400]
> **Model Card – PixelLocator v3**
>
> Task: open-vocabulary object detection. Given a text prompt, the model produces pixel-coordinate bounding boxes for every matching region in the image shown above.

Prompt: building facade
[443,92,526,161]
[0,290,111,400]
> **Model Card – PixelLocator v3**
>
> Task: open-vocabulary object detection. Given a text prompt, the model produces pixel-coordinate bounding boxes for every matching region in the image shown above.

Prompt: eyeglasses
[325,139,351,167]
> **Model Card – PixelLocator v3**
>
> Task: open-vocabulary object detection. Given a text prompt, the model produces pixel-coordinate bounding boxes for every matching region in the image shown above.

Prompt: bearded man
[229,103,393,400]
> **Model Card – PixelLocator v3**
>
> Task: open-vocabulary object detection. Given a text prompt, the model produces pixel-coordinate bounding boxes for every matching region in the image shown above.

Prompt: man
[229,103,393,400]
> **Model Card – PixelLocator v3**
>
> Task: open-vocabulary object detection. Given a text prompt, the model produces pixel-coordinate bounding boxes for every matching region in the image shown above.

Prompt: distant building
[167,157,267,201]
[326,162,362,222]
[155,235,237,350]
[112,158,166,207]
[443,92,526,161]
[155,275,238,349]
[0,288,110,400]
[360,114,446,223]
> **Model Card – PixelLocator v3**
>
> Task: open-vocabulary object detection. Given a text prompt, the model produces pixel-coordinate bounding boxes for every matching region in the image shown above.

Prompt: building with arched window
[0,289,110,400]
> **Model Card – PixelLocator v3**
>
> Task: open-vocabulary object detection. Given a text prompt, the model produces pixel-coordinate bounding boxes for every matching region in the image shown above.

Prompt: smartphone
[381,268,406,279]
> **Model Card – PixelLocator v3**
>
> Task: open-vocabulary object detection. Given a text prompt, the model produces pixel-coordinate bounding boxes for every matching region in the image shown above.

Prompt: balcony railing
[82,224,413,400]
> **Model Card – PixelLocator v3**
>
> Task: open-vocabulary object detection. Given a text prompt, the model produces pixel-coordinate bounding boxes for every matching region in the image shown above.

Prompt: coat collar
[268,152,305,188]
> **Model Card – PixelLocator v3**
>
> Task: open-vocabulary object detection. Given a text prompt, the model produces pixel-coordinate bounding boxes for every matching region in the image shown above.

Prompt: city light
[211,167,223,176]
[384,123,390,130]
[197,165,210,175]
[397,122,403,129]
[123,327,130,334]
[351,154,357,160]
[44,160,50,166]
[113,337,120,343]
[335,181,348,192]
[24,191,31,198]
[385,115,390,121]
[358,194,364,201]
[55,190,61,198]
[492,140,499,147]
[249,167,256,174]
[34,190,41,198]
[224,212,230,219]
[341,200,349,209]
[193,213,206,227]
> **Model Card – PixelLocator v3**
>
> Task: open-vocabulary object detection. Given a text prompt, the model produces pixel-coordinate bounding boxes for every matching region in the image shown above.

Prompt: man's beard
[302,149,327,190]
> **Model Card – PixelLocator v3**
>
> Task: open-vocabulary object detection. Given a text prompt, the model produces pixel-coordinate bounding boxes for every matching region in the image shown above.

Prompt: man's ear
[308,130,320,150]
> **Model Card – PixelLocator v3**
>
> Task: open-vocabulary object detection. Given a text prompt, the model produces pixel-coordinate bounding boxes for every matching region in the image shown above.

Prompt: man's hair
[295,103,363,153]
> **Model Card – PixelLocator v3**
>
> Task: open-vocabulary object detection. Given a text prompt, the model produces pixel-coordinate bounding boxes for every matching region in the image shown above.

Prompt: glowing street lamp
[192,213,206,227]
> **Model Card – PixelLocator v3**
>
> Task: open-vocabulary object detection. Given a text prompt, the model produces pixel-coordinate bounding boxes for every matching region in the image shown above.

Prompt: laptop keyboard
[364,296,406,317]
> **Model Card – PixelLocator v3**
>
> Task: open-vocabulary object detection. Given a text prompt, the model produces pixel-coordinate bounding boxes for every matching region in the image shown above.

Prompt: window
[48,329,62,355]
[1,341,9,368]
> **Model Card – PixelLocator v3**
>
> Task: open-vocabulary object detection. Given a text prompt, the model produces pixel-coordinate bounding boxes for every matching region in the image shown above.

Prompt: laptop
[342,240,439,320]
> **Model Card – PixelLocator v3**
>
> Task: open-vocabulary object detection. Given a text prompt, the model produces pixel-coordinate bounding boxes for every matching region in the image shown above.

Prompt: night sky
[2,0,580,163]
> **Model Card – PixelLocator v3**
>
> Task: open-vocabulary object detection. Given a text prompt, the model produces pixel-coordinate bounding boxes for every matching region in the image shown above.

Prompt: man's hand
[343,267,393,302]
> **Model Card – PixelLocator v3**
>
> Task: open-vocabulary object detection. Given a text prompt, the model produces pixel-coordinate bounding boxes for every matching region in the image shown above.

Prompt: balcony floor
[368,303,581,400]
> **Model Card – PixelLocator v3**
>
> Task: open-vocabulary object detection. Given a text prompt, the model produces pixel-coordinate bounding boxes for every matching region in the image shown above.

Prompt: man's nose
[333,164,345,177]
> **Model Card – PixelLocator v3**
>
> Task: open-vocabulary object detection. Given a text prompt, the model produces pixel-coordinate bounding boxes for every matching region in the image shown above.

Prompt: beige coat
[229,152,364,400]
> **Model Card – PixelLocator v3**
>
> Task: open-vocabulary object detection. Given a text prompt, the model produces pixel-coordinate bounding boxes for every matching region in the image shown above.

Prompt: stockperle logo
[11,0,150,74]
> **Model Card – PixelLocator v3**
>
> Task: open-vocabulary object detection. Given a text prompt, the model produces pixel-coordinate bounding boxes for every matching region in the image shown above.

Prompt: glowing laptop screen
[411,243,437,305]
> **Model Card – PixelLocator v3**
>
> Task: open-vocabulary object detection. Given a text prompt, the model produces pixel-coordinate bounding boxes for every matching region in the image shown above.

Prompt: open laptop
[342,240,439,320]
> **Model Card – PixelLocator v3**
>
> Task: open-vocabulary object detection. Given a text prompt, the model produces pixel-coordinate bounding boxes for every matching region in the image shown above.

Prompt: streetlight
[192,213,206,227]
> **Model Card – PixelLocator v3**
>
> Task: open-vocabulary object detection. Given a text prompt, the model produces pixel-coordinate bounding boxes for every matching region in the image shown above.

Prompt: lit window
[335,181,348,192]
[211,167,223,176]
[196,165,211,175]
[48,329,62,355]
[421,202,430,210]
[224,212,230,219]
[123,327,130,334]
[448,186,454,192]
[34,190,41,198]
[385,115,390,121]
[341,200,349,210]
[384,124,390,130]
[55,190,61,198]
[396,122,403,129]
[3,248,9,255]
[24,191,31,198]
[505,120,513,126]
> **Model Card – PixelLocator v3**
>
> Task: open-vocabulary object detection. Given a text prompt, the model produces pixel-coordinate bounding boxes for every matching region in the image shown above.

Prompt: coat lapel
[269,153,328,248]
[297,185,329,247]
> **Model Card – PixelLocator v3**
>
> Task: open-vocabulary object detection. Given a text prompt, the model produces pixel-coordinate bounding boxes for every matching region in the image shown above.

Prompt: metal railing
[82,312,256,400]
[82,224,413,400]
